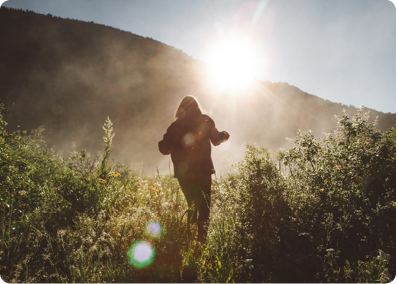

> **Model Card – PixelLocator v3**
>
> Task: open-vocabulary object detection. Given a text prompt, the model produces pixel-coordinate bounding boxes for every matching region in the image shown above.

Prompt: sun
[205,37,259,91]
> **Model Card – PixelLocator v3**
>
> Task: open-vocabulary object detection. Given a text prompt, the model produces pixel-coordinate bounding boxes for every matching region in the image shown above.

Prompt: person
[158,96,229,244]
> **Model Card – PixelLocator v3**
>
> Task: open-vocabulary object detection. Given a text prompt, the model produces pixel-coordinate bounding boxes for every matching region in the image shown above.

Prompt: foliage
[0,106,395,283]
[197,109,395,283]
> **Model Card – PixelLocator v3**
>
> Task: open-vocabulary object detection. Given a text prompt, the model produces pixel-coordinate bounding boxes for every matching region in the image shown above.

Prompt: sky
[1,0,396,113]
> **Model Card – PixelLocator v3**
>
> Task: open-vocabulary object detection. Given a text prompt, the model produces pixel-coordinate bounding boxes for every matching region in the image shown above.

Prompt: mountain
[0,7,395,175]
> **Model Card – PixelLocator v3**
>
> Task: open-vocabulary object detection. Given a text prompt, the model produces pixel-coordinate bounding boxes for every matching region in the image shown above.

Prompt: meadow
[0,103,395,283]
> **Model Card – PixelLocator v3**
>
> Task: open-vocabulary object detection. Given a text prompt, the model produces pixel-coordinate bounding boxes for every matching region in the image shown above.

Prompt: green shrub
[0,105,394,283]
[197,109,395,283]
[0,105,195,282]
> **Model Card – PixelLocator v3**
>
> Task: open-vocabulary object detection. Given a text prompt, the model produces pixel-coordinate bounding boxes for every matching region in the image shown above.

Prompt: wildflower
[326,248,335,252]
[149,186,160,192]
[98,179,106,184]
[113,172,120,177]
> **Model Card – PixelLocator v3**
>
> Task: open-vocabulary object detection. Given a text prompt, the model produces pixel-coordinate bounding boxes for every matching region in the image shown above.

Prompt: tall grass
[0,105,395,283]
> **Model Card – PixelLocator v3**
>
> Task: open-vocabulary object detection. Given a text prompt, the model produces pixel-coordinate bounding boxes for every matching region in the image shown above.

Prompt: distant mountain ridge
[0,7,395,174]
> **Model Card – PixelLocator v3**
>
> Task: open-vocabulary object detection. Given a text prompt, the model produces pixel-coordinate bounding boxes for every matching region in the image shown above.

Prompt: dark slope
[0,7,395,174]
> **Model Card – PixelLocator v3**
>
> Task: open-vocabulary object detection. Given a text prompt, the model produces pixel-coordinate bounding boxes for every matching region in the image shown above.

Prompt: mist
[0,7,395,176]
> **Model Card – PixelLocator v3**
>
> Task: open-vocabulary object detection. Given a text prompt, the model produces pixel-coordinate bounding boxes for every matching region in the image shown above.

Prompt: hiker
[158,96,229,244]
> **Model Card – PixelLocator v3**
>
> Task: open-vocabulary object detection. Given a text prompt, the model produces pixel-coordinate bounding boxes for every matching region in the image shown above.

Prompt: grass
[0,106,395,283]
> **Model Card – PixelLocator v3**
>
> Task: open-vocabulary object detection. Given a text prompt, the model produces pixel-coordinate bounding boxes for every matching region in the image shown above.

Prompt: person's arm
[207,117,229,146]
[210,128,229,146]
[158,126,174,155]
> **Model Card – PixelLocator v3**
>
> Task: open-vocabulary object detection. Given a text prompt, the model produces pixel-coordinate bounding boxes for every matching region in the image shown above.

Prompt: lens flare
[145,221,163,239]
[127,241,155,269]
[182,133,195,147]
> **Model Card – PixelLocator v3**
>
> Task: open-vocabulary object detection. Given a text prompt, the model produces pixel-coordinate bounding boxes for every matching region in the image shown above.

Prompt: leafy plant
[197,109,395,283]
[0,105,394,283]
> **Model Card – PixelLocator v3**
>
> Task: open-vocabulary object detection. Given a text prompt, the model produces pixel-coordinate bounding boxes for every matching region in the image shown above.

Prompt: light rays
[204,37,259,92]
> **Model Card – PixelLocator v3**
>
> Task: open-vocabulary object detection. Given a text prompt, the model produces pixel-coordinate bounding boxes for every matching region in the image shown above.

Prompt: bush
[0,105,395,283]
[0,104,201,282]
[197,109,395,283]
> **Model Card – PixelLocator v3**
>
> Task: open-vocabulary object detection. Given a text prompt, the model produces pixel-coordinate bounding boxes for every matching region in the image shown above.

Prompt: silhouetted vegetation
[0,7,395,176]
[198,109,395,283]
[0,104,394,282]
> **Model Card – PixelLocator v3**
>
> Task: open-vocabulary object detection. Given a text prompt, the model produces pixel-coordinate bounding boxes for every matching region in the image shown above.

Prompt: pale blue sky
[1,0,396,113]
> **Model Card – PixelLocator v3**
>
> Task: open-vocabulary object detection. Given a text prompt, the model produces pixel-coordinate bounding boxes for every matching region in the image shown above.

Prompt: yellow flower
[98,179,106,184]
[113,172,120,177]
[150,186,160,192]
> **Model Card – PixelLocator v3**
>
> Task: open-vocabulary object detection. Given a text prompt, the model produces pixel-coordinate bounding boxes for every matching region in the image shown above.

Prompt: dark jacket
[159,114,229,179]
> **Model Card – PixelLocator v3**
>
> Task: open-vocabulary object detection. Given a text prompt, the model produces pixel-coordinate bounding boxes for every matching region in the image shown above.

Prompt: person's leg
[197,175,212,244]
[178,178,198,226]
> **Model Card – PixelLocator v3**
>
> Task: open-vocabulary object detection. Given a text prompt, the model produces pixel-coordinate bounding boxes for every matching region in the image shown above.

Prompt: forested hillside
[0,7,394,175]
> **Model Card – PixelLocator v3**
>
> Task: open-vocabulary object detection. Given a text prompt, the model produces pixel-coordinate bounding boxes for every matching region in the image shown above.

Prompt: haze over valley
[0,7,395,175]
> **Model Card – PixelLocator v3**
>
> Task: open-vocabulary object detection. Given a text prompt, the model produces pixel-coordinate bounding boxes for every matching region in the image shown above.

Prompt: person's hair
[175,96,203,120]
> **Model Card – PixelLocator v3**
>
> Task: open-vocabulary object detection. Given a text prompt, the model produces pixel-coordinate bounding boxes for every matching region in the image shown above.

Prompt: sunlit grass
[0,105,395,283]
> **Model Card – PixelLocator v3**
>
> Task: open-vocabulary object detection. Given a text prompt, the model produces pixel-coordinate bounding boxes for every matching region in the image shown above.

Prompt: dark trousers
[178,175,211,244]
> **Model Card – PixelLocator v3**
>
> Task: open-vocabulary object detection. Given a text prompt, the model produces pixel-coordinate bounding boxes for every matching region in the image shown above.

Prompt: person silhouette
[158,96,229,244]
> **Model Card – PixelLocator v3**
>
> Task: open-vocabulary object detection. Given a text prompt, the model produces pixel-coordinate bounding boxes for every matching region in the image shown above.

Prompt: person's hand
[222,131,230,141]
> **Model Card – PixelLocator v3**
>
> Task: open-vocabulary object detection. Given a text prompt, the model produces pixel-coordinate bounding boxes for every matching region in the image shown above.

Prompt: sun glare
[205,38,259,91]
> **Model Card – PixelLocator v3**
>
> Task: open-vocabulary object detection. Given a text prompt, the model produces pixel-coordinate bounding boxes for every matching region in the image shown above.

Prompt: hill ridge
[0,7,395,174]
